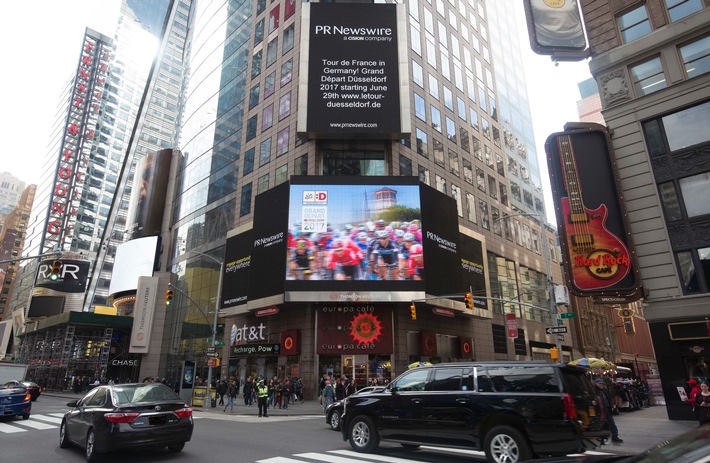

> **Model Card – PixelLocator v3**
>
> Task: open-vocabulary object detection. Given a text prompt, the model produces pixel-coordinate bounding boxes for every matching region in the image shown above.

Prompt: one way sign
[545,326,568,334]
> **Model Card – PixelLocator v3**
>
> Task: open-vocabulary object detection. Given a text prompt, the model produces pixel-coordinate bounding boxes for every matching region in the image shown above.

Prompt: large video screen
[286,181,422,284]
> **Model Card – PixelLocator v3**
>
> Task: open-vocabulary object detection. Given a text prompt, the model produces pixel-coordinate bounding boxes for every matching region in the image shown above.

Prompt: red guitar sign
[557,134,631,291]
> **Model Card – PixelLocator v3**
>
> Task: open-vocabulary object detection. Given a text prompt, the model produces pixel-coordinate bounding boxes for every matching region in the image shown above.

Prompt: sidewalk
[44,390,326,416]
[604,405,697,454]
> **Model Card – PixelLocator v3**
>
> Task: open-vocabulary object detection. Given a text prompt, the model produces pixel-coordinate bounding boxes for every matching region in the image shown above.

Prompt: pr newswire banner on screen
[298,2,404,137]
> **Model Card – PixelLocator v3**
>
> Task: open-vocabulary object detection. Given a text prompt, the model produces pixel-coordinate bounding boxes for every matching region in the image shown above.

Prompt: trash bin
[210,388,217,408]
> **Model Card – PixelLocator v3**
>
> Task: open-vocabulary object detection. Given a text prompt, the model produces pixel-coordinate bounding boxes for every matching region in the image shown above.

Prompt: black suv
[340,362,609,463]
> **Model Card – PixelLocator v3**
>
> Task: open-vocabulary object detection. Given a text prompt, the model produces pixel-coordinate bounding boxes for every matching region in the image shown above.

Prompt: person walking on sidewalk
[693,381,710,426]
[243,376,254,406]
[224,379,238,413]
[595,378,623,443]
[322,379,335,413]
[257,379,269,417]
[217,377,228,406]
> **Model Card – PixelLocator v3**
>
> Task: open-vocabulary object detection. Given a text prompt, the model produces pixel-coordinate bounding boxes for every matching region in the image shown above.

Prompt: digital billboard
[546,124,641,298]
[316,305,393,355]
[286,177,423,292]
[459,233,488,310]
[297,2,409,138]
[222,229,252,308]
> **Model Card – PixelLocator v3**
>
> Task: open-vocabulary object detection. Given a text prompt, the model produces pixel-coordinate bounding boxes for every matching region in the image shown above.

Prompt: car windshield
[111,384,180,405]
[623,426,710,463]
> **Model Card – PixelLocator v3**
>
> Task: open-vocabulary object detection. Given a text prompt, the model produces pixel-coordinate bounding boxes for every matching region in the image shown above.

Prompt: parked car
[59,382,193,462]
[340,361,609,463]
[326,386,385,431]
[525,424,710,463]
[3,380,42,401]
[0,381,31,420]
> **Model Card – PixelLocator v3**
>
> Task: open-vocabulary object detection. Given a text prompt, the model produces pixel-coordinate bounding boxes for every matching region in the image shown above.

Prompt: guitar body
[561,197,631,291]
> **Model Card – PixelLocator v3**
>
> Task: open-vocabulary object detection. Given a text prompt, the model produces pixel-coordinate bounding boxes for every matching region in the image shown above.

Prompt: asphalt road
[0,394,696,463]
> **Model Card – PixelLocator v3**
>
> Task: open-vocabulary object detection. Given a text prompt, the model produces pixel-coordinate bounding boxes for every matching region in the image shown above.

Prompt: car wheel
[329,409,341,431]
[168,442,185,452]
[22,413,30,420]
[484,425,532,463]
[401,444,421,450]
[348,415,380,453]
[59,419,72,448]
[86,428,100,462]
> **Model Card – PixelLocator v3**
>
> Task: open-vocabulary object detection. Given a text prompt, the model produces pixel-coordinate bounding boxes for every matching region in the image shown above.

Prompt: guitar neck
[558,134,587,223]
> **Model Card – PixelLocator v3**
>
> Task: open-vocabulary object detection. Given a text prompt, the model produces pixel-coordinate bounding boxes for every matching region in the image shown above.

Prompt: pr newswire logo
[315,24,393,42]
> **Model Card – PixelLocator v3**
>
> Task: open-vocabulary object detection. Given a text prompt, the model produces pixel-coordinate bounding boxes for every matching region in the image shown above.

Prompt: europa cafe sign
[44,32,111,253]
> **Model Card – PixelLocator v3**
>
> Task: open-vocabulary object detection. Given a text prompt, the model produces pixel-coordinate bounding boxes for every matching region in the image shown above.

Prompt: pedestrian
[243,376,254,406]
[688,378,702,421]
[224,379,238,413]
[693,380,710,426]
[322,379,335,413]
[217,377,228,406]
[295,377,304,403]
[257,379,269,417]
[282,377,291,410]
[595,378,623,443]
[335,377,346,401]
[268,378,276,406]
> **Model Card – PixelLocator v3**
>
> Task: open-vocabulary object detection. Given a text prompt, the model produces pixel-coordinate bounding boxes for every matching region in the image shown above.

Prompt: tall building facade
[579,0,710,419]
[156,0,569,396]
[0,172,26,219]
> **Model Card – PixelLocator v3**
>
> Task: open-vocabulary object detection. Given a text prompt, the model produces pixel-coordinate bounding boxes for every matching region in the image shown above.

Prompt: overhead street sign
[545,326,568,335]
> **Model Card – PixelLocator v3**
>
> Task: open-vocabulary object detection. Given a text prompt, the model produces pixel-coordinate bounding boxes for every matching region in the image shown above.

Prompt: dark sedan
[325,386,384,431]
[59,382,193,462]
[3,380,42,401]
[524,424,710,463]
[0,381,31,420]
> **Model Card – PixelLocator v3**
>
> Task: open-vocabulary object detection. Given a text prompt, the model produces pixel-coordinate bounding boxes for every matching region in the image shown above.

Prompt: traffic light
[464,293,473,309]
[409,304,417,320]
[550,347,560,361]
[49,260,62,281]
[165,289,173,306]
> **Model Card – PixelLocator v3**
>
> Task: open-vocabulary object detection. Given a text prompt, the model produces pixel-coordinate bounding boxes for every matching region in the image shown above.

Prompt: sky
[0,1,592,223]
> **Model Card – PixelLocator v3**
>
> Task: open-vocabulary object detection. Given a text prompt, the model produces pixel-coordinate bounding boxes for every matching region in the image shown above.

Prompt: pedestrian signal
[464,293,473,309]
[49,260,62,281]
[409,304,417,320]
[165,289,173,306]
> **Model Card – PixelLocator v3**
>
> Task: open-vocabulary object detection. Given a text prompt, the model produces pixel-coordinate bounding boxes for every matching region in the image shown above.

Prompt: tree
[378,205,421,223]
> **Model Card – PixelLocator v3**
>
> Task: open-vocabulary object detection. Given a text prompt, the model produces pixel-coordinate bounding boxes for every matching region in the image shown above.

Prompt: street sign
[215,340,226,346]
[207,359,216,367]
[206,347,216,353]
[545,326,568,334]
[506,313,518,338]
[559,312,577,319]
[557,335,565,341]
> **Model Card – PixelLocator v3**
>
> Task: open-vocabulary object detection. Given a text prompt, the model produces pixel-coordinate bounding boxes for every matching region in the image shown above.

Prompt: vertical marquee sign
[43,29,112,254]
[545,124,641,298]
[297,2,410,138]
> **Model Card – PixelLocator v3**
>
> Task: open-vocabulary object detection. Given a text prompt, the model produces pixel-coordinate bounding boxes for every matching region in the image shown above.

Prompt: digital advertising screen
[222,229,253,308]
[285,177,424,292]
[298,2,406,138]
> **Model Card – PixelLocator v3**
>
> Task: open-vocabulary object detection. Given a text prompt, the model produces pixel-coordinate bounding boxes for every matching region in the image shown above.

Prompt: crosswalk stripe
[0,422,26,433]
[256,458,309,463]
[294,453,370,463]
[30,414,63,424]
[14,419,56,430]
[329,449,436,462]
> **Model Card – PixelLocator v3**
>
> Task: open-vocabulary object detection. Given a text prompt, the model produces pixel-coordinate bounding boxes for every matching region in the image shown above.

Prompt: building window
[476,167,485,192]
[281,59,292,86]
[260,138,271,166]
[492,207,501,236]
[666,0,703,22]
[246,116,257,141]
[413,61,424,87]
[275,164,288,185]
[446,117,457,143]
[414,93,426,121]
[451,184,463,217]
[255,18,265,44]
[264,72,276,99]
[466,192,476,223]
[434,138,445,166]
[679,172,710,217]
[249,84,260,109]
[257,173,269,195]
[283,23,295,54]
[418,165,430,185]
[399,155,413,176]
[266,37,278,67]
[240,183,252,216]
[431,105,442,132]
[680,36,710,79]
[630,57,667,96]
[416,128,428,157]
[262,104,274,131]
[251,50,262,79]
[643,101,710,153]
[243,148,255,175]
[277,127,289,156]
[269,5,280,33]
[279,92,291,120]
[460,127,470,152]
[295,153,308,175]
[428,74,439,100]
[479,200,489,230]
[436,175,447,194]
[443,86,454,111]
[463,159,473,184]
[618,4,652,44]
[449,149,460,176]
